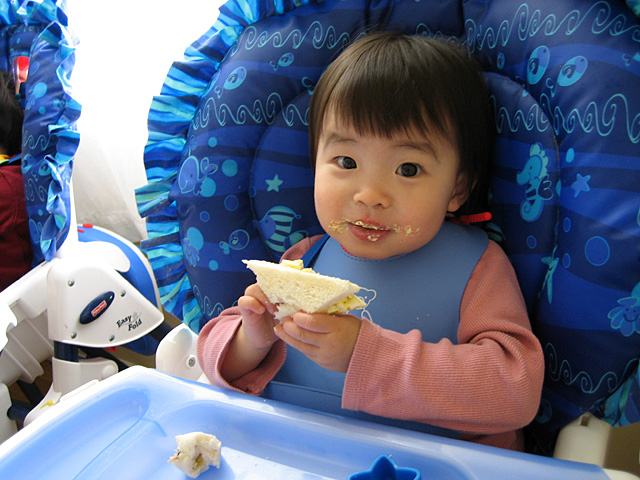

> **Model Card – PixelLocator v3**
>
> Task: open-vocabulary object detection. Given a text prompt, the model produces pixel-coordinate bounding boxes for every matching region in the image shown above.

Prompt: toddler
[197,31,544,451]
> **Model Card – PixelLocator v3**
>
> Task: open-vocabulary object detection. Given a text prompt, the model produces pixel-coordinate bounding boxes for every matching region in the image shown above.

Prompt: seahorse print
[517,143,553,222]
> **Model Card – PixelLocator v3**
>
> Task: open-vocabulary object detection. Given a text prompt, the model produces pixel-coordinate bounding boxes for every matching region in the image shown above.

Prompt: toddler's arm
[197,236,321,393]
[342,241,544,437]
[196,300,286,395]
[221,284,279,381]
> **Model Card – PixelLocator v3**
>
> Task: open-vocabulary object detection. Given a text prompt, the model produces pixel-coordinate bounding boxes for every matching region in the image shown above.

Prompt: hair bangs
[325,42,450,142]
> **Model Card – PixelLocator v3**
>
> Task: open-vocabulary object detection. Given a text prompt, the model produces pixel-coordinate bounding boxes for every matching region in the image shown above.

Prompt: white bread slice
[168,432,221,478]
[243,259,365,321]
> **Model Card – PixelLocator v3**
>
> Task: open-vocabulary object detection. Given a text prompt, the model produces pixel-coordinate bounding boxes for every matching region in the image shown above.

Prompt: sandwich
[168,431,221,478]
[243,259,366,321]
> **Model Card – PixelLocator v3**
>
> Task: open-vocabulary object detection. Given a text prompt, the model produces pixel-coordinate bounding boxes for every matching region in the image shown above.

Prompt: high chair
[0,0,165,442]
[135,0,640,474]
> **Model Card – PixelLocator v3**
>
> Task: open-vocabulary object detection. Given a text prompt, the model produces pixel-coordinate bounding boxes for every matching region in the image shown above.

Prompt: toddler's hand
[221,283,279,382]
[274,312,361,373]
[237,283,279,350]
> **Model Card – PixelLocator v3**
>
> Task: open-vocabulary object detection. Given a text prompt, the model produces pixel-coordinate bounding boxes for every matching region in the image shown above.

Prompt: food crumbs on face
[403,225,420,237]
[328,219,348,233]
[393,224,420,238]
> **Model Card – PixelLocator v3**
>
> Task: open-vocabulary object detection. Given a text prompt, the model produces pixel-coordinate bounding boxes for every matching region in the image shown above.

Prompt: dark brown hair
[0,70,23,156]
[308,31,494,216]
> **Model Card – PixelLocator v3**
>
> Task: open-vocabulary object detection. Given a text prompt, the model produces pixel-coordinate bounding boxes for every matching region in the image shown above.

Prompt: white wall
[67,0,224,242]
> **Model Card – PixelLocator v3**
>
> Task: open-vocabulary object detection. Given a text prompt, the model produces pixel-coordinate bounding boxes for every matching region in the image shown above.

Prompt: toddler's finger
[238,295,266,315]
[244,284,277,314]
[291,312,333,333]
[278,317,322,347]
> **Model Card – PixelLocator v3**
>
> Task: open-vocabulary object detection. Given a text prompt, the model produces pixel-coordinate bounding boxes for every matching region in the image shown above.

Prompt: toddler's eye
[396,163,421,177]
[337,156,357,169]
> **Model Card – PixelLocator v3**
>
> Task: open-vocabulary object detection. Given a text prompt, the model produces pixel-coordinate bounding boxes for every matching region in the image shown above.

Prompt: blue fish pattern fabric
[0,0,81,262]
[136,0,640,453]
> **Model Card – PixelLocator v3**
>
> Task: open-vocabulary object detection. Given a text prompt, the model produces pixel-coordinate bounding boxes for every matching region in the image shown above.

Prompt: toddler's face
[314,112,468,260]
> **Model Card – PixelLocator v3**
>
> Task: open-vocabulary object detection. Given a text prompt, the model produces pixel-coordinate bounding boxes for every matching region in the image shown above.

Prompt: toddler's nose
[353,181,391,208]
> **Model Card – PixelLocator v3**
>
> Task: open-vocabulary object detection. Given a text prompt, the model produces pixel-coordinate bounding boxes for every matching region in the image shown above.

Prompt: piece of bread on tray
[243,259,365,321]
[168,431,221,478]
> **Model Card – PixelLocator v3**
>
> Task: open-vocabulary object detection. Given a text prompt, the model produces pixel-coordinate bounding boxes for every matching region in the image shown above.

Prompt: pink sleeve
[196,308,287,394]
[342,240,544,435]
[196,236,322,394]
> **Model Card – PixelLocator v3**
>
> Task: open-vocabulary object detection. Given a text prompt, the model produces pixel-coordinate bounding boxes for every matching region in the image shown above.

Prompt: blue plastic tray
[0,367,609,479]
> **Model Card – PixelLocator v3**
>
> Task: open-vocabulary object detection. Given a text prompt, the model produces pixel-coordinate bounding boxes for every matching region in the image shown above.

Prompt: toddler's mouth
[329,218,419,237]
[328,219,387,241]
[328,218,420,241]
[351,220,389,231]
[343,219,391,243]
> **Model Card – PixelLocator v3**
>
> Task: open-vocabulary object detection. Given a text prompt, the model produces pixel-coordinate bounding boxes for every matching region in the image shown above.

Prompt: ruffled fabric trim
[136,0,314,331]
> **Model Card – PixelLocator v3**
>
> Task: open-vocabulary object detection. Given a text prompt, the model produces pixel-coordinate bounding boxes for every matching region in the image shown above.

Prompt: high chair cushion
[136,0,640,453]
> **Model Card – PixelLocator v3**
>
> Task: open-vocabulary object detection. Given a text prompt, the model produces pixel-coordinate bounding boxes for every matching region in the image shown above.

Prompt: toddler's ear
[447,173,471,213]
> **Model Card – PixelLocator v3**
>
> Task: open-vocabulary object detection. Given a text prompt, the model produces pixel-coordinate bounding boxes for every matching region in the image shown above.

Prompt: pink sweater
[197,237,544,450]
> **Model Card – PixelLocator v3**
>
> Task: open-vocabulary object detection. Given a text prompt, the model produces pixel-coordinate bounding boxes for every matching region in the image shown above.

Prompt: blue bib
[263,222,488,437]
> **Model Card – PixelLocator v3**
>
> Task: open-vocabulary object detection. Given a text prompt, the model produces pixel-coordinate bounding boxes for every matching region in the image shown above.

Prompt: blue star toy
[348,455,421,480]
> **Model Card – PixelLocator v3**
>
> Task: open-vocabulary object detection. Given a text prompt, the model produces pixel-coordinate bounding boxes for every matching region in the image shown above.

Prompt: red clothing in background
[0,164,32,290]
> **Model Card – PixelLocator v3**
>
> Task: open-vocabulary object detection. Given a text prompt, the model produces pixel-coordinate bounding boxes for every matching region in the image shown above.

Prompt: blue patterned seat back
[1,0,81,263]
[137,0,640,453]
